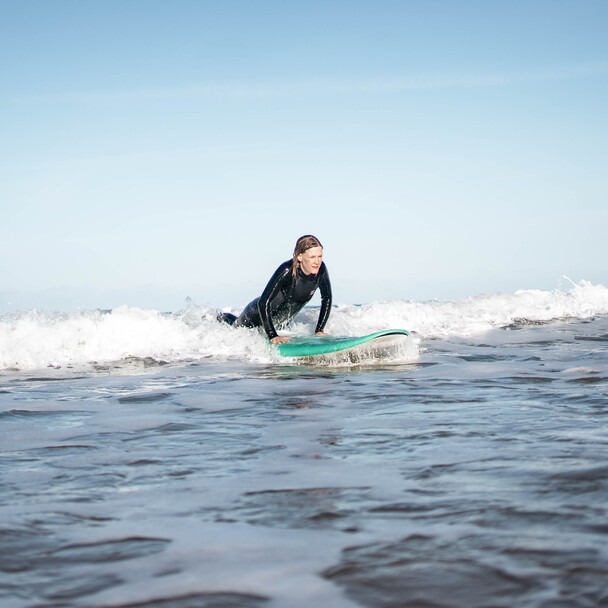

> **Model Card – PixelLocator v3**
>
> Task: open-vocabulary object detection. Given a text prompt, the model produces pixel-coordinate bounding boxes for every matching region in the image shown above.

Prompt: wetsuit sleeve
[258,261,292,340]
[315,263,332,333]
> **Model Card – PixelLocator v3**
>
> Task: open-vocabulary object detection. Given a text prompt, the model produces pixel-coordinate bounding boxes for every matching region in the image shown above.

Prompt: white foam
[1,278,607,371]
[326,277,608,338]
[0,304,273,371]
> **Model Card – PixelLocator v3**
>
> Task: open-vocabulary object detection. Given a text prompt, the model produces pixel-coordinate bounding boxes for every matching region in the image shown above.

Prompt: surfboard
[275,329,410,361]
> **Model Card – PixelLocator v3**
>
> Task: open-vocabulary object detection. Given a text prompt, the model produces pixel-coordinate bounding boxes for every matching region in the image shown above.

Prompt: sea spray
[1,279,607,372]
[0,306,271,371]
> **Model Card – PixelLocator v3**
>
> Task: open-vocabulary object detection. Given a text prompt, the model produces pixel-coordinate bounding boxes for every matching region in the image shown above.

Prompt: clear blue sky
[1,0,607,312]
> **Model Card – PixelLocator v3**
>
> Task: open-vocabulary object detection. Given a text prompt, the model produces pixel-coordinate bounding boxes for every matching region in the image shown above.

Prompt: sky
[1,0,607,313]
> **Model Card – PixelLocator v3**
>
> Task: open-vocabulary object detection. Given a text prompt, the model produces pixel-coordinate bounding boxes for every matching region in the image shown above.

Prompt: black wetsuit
[219,260,332,340]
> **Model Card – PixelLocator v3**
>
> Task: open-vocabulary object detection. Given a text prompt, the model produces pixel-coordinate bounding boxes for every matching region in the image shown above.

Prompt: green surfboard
[276,329,410,360]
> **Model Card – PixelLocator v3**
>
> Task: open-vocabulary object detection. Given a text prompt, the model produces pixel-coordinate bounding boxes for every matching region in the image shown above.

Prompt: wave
[327,278,608,338]
[1,279,607,372]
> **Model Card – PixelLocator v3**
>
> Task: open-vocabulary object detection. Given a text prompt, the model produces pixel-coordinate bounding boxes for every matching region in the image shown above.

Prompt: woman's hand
[270,336,291,344]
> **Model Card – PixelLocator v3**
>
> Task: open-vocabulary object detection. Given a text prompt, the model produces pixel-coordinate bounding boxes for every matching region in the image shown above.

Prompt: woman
[218,235,332,344]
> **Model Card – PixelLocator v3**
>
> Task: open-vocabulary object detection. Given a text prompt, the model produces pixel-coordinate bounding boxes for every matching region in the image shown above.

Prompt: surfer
[217,234,332,344]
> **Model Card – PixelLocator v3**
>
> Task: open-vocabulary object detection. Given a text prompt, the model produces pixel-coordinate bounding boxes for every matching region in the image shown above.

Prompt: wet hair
[292,235,323,277]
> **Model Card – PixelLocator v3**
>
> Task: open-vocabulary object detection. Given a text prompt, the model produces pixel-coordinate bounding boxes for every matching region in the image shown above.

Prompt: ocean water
[1,279,608,608]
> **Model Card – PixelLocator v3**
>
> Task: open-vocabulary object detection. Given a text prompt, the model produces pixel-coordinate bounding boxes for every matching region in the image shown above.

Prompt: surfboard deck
[276,329,410,359]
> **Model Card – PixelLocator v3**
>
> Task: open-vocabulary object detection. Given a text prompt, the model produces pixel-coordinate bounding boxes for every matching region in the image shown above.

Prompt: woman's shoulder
[272,259,293,277]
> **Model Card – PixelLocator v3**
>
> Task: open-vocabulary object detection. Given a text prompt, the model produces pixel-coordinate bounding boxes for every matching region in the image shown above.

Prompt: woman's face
[297,246,323,275]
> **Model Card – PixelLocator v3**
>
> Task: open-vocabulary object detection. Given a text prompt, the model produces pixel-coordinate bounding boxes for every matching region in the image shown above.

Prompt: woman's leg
[234,298,261,329]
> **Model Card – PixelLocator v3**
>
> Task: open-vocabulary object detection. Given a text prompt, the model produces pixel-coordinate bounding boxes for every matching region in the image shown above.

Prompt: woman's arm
[315,263,332,334]
[257,261,292,341]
